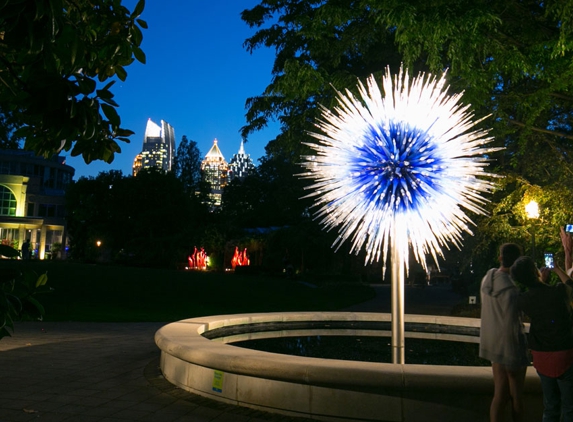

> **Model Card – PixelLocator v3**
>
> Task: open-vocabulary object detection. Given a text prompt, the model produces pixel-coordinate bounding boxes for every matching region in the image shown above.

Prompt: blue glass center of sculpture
[353,121,445,213]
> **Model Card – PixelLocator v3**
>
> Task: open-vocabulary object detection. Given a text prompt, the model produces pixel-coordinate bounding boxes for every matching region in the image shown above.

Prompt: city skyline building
[133,119,175,176]
[229,140,255,181]
[200,139,229,208]
[132,153,142,176]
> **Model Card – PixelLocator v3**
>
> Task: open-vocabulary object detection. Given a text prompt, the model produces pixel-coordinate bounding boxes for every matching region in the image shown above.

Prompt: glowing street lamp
[525,200,539,263]
[525,200,539,219]
[300,67,498,363]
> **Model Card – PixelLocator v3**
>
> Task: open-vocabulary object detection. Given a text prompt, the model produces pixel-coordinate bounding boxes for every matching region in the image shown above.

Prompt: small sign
[469,296,476,304]
[212,370,224,393]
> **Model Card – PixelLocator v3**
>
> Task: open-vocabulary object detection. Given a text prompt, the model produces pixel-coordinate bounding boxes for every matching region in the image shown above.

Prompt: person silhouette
[21,239,31,260]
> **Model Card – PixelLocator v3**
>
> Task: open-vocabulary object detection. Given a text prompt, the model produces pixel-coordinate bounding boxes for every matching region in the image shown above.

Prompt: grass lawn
[2,260,375,323]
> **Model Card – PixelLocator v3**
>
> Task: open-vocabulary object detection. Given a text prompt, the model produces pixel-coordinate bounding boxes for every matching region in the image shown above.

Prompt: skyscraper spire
[205,138,225,161]
[229,139,255,181]
[133,118,175,176]
[201,139,229,209]
[144,118,161,139]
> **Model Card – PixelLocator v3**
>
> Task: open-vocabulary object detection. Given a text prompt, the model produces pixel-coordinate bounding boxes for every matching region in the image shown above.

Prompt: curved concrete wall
[155,312,542,422]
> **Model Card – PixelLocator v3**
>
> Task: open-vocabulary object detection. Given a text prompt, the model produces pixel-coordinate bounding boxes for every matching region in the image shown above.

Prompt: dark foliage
[66,169,209,267]
[0,0,147,163]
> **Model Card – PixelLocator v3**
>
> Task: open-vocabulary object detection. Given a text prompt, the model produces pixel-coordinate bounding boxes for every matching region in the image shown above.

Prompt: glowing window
[0,186,16,216]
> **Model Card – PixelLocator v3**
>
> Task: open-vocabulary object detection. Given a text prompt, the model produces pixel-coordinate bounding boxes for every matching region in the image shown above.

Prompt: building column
[61,226,68,260]
[18,224,25,250]
[39,225,47,260]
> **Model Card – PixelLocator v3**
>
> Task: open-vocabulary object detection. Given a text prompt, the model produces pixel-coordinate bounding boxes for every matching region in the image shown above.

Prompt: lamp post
[525,200,539,264]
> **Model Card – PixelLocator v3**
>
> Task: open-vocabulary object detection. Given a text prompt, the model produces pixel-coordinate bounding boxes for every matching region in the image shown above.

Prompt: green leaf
[6,293,22,314]
[131,0,145,19]
[19,268,39,291]
[133,46,146,64]
[0,245,20,258]
[115,66,127,81]
[100,97,119,107]
[83,120,96,140]
[136,19,148,29]
[101,104,120,127]
[96,88,114,100]
[35,273,48,288]
[75,75,96,94]
[24,296,45,318]
[102,80,116,91]
[131,25,143,46]
[0,326,12,340]
[69,35,78,68]
[96,89,119,107]
[115,128,134,137]
[108,140,122,153]
[101,148,113,163]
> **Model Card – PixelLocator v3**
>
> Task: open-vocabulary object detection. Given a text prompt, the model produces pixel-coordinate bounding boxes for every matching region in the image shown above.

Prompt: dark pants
[538,363,573,422]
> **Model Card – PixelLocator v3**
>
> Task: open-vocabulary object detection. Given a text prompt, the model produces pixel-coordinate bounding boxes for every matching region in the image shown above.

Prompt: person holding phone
[511,256,573,422]
[545,253,555,269]
[561,226,573,278]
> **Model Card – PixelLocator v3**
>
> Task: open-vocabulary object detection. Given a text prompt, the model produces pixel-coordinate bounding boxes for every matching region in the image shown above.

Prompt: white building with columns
[0,150,74,259]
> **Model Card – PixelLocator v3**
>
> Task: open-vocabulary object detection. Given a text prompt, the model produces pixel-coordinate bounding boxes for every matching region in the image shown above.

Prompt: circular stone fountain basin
[155,312,542,422]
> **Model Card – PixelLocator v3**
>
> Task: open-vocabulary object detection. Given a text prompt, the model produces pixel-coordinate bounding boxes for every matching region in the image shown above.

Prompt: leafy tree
[172,135,202,194]
[0,0,147,164]
[241,0,573,271]
[65,170,126,260]
[222,154,312,228]
[0,108,22,149]
[221,175,264,228]
[0,253,49,340]
[240,0,406,158]
[66,169,209,267]
[242,1,573,164]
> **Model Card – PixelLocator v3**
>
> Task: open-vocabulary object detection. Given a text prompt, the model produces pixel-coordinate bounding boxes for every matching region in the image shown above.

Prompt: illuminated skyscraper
[200,139,229,208]
[133,119,175,176]
[229,140,255,181]
[132,154,142,176]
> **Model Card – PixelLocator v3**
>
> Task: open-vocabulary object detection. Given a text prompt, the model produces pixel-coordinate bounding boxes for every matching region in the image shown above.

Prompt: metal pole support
[391,243,405,364]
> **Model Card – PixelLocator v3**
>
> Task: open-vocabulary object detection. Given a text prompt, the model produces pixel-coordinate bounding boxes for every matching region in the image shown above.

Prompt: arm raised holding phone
[560,226,573,278]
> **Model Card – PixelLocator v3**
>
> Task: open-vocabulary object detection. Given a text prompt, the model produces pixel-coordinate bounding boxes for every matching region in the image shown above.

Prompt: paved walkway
[0,284,464,422]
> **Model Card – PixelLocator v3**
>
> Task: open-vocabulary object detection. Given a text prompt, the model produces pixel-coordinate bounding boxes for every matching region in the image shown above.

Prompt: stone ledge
[155,312,541,422]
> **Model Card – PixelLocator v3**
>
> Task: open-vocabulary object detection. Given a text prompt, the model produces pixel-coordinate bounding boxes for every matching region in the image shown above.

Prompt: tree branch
[509,120,573,141]
[548,92,573,103]
[0,74,17,97]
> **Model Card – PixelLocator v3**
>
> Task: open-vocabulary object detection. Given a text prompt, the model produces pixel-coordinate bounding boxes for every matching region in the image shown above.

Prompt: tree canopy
[222,155,312,228]
[66,169,209,267]
[241,0,573,161]
[0,0,147,163]
[240,0,573,273]
[172,135,203,194]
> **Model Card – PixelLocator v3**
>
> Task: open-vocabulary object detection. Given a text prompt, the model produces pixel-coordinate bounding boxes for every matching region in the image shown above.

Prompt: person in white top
[480,243,529,422]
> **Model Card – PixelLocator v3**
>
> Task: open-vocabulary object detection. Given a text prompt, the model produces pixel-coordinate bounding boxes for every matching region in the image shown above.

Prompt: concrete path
[0,284,464,422]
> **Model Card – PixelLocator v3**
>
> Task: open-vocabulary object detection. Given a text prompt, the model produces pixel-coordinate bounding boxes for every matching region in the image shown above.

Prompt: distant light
[300,66,499,273]
[96,240,102,247]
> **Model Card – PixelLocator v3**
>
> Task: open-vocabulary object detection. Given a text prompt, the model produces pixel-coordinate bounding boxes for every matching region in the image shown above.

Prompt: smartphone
[544,252,554,269]
[565,224,573,233]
